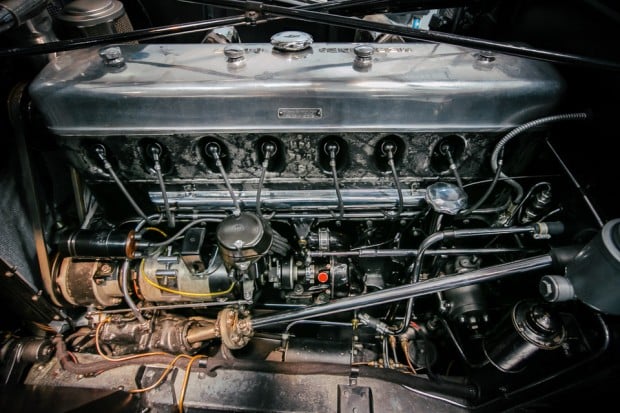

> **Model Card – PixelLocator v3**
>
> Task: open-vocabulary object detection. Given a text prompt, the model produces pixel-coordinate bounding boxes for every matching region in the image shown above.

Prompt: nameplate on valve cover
[278,108,323,120]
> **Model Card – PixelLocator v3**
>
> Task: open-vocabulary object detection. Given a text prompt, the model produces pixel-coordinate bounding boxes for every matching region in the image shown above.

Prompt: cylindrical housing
[58,0,133,37]
[139,255,232,303]
[444,284,487,330]
[216,212,273,271]
[55,257,124,308]
[483,300,565,373]
[565,218,620,315]
[284,338,351,364]
[57,229,136,258]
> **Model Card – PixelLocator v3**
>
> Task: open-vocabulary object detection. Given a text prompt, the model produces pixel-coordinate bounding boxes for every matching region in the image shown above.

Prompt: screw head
[224,44,245,63]
[99,46,125,68]
[354,45,374,58]
[477,50,495,63]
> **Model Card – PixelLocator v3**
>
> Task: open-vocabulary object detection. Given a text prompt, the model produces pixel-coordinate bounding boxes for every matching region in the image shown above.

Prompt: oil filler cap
[271,31,313,52]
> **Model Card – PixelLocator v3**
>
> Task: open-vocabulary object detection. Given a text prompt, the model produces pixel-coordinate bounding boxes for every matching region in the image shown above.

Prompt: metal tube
[198,0,620,70]
[120,259,146,324]
[284,320,352,335]
[308,247,530,258]
[394,225,536,334]
[251,255,552,329]
[186,323,217,344]
[89,299,250,314]
[412,226,536,283]
[0,15,248,57]
[0,0,425,56]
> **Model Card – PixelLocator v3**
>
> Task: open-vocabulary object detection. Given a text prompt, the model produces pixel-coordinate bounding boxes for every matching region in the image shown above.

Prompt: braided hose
[490,113,589,203]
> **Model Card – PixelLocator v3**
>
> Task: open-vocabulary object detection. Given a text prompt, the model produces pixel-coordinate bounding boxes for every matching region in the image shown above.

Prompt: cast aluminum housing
[29,42,564,136]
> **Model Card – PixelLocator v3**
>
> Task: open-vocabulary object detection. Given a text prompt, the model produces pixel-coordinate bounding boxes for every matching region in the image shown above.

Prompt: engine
[31,39,564,308]
[2,2,620,412]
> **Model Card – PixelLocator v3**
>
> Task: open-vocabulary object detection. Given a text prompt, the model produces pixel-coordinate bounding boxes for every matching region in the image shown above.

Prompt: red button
[317,272,329,283]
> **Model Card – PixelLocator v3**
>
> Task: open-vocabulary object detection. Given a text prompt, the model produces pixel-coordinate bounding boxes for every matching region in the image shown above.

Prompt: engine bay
[1,1,620,412]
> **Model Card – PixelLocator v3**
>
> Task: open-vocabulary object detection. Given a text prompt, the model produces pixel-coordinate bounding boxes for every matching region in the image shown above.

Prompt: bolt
[99,46,125,68]
[477,50,495,63]
[224,44,245,61]
[4,270,13,277]
[353,45,374,59]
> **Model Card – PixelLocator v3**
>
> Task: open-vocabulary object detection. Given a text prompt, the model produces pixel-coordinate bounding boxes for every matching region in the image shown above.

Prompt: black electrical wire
[444,148,464,191]
[439,318,487,368]
[331,162,345,219]
[459,155,503,216]
[150,146,175,228]
[256,162,268,216]
[146,218,222,249]
[328,147,345,219]
[256,144,275,216]
[120,259,146,324]
[95,146,152,224]
[386,146,404,218]
[207,145,241,215]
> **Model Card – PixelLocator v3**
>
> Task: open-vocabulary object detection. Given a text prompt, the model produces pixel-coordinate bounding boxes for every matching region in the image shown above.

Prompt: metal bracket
[338,384,373,413]
[8,83,60,307]
[349,366,359,387]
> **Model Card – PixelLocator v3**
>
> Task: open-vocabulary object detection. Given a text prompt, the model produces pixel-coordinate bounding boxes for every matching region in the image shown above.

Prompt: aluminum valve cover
[29,42,563,136]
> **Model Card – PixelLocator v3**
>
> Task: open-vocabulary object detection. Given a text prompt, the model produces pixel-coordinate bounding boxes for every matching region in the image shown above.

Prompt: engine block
[30,42,563,218]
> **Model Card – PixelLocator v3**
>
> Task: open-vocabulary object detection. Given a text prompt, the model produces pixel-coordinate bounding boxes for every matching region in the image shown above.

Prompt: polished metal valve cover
[29,42,563,136]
